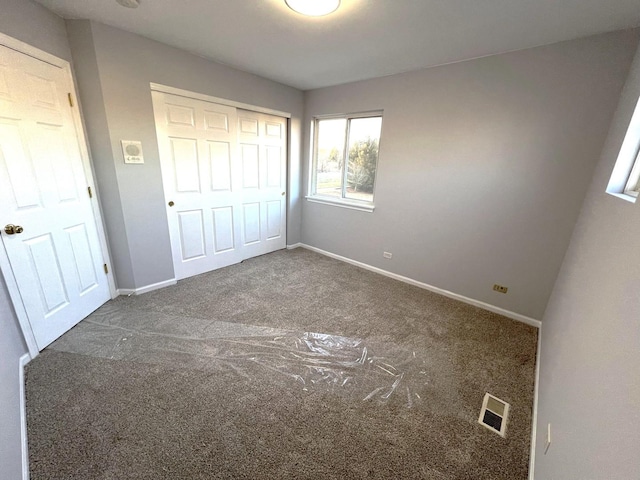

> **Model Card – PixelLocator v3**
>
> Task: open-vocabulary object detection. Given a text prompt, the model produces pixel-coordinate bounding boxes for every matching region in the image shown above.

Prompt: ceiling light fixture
[285,0,340,17]
[116,0,140,8]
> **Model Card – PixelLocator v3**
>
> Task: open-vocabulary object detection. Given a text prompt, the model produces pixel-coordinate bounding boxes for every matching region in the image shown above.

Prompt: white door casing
[0,41,112,351]
[152,91,287,280]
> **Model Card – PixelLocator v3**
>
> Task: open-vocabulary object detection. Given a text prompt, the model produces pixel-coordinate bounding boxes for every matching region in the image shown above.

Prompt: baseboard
[19,353,31,480]
[297,244,542,329]
[286,243,302,250]
[528,326,542,480]
[117,278,177,297]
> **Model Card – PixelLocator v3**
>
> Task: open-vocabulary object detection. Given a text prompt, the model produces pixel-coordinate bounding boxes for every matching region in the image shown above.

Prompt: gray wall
[301,30,639,320]
[0,2,72,478]
[66,20,304,290]
[65,21,136,288]
[0,278,27,480]
[0,0,71,61]
[534,41,640,479]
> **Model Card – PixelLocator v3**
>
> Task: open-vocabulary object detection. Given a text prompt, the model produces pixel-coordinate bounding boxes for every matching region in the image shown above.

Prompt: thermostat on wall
[121,140,144,164]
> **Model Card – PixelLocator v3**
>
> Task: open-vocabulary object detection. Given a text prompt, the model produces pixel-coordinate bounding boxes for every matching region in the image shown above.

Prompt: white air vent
[478,393,510,437]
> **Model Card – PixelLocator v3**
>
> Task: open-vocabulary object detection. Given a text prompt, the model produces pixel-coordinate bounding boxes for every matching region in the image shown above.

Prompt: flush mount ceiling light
[285,0,340,17]
[116,0,140,8]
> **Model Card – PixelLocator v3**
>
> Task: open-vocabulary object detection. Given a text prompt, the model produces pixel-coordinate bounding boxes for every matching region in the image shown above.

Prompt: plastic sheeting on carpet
[49,315,438,409]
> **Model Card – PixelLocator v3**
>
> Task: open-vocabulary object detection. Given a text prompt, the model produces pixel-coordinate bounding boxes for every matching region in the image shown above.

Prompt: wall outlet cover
[493,284,508,294]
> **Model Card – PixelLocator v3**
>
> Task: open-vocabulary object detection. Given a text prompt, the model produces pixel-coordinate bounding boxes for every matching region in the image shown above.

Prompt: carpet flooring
[26,248,538,479]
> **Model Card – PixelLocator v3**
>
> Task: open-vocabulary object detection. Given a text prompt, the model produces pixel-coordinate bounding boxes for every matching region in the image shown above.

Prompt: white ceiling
[35,0,640,90]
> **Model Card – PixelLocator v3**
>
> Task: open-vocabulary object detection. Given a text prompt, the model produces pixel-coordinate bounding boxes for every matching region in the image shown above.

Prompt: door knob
[4,224,24,235]
[281,192,286,196]
[168,201,175,207]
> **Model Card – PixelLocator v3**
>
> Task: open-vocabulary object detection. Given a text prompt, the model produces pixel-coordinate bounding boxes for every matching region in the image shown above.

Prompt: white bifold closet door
[152,92,287,280]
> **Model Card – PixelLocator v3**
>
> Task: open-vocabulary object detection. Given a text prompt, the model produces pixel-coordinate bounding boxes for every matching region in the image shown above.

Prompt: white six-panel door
[237,109,287,260]
[152,92,287,280]
[0,45,111,350]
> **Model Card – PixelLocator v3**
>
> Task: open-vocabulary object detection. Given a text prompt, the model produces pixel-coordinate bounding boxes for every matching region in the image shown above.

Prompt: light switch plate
[121,140,144,164]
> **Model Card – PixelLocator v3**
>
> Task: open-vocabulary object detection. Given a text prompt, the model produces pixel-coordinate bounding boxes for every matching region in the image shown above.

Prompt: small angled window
[606,96,640,203]
[623,146,640,197]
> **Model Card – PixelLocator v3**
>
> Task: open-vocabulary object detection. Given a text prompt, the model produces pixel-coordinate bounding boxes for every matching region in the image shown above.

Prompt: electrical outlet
[493,284,508,294]
[383,252,392,259]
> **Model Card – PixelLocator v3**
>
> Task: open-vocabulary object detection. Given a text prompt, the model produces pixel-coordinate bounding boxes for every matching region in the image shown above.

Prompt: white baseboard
[19,353,31,480]
[286,243,302,250]
[117,278,177,297]
[297,243,542,329]
[528,326,543,479]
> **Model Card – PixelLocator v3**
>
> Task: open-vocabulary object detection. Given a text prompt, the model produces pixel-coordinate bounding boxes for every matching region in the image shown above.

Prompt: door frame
[0,32,117,358]
[149,83,292,119]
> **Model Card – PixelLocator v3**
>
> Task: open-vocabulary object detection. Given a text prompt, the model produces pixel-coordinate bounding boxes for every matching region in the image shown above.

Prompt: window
[623,146,640,197]
[309,112,383,210]
[606,96,640,203]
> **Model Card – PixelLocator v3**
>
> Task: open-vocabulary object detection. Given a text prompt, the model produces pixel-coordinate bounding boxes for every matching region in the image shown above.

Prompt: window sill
[305,195,375,212]
[605,191,637,204]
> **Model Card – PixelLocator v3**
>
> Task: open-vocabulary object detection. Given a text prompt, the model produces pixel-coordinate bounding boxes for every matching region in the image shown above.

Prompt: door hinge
[68,93,74,107]
[103,264,109,274]
[88,186,93,198]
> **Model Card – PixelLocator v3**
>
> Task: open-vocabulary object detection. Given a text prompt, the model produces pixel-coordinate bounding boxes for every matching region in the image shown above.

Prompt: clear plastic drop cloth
[49,304,461,410]
[215,331,430,407]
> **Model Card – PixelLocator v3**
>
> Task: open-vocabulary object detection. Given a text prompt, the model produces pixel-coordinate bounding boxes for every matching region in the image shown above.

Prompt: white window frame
[306,111,383,212]
[623,145,640,198]
[606,96,640,203]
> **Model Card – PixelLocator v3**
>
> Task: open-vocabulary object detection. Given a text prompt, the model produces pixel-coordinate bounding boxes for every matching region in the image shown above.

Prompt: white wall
[534,40,640,479]
[0,2,72,478]
[66,20,305,290]
[301,30,639,320]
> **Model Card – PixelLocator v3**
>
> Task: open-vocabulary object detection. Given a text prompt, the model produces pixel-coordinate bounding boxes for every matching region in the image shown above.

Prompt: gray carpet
[26,248,538,479]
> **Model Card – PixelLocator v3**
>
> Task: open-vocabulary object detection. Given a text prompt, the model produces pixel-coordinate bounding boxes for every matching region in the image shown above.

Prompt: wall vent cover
[478,393,510,437]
